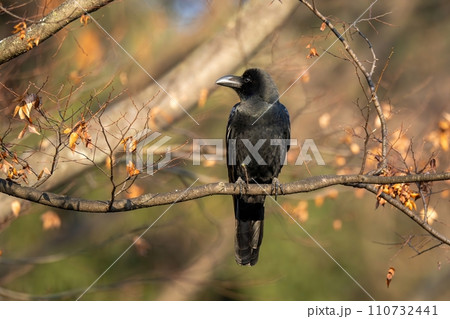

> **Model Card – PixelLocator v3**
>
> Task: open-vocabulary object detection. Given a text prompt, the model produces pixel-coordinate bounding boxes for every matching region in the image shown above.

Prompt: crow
[216,68,290,266]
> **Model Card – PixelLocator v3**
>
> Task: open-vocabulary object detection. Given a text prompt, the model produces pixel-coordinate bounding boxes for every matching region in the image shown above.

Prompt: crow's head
[216,68,279,104]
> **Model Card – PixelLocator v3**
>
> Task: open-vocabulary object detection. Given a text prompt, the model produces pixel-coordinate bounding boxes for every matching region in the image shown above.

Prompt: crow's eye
[243,77,251,83]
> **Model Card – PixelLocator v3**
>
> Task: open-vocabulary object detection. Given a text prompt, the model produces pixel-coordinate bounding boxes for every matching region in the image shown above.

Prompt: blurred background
[0,0,449,300]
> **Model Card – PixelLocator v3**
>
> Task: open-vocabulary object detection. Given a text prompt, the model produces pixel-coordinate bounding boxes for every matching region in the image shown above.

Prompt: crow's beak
[216,75,243,89]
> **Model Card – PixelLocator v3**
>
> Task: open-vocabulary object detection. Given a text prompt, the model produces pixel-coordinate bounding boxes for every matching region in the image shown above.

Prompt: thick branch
[0,0,115,65]
[1,173,449,213]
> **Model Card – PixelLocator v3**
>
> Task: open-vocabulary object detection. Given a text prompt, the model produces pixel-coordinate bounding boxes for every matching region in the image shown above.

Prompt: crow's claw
[271,177,283,200]
[234,177,248,197]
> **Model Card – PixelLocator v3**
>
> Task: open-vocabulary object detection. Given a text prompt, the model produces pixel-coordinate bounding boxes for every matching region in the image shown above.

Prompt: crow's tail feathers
[234,201,264,266]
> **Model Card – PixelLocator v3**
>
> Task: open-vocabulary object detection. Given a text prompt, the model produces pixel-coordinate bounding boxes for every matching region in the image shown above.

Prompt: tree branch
[1,173,449,212]
[357,184,450,247]
[0,0,115,65]
[0,0,298,223]
[298,0,388,171]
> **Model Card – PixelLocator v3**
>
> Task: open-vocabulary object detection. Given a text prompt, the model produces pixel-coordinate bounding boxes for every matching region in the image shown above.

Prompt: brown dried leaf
[41,211,61,230]
[126,184,144,198]
[327,189,339,199]
[105,156,115,169]
[126,161,140,177]
[27,124,40,135]
[11,200,21,217]
[349,143,360,155]
[133,236,151,256]
[12,22,27,36]
[318,112,330,129]
[335,155,346,167]
[314,195,324,207]
[419,207,438,225]
[440,132,449,151]
[12,153,19,164]
[37,167,51,180]
[332,219,342,231]
[69,132,79,151]
[80,14,90,26]
[292,201,308,223]
[306,47,319,59]
[386,267,395,288]
[17,125,27,139]
[198,88,209,108]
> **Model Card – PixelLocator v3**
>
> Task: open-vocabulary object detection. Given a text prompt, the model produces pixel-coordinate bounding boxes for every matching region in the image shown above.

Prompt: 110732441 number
[368,305,438,316]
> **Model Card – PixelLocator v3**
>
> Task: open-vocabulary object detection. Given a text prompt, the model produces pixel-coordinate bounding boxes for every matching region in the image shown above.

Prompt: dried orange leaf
[12,22,26,35]
[440,132,449,151]
[439,119,449,131]
[332,219,342,231]
[386,267,395,288]
[292,201,308,223]
[13,105,20,117]
[314,195,324,207]
[80,14,90,26]
[335,155,346,167]
[350,143,360,155]
[320,22,326,31]
[37,167,51,180]
[419,207,438,225]
[11,200,21,217]
[126,161,140,177]
[41,211,61,230]
[204,159,216,167]
[121,136,131,151]
[198,88,209,108]
[69,132,79,151]
[17,125,27,139]
[126,184,144,198]
[327,189,339,199]
[318,112,330,129]
[133,236,151,256]
[105,156,115,169]
[307,47,319,59]
[129,139,137,152]
[28,124,40,135]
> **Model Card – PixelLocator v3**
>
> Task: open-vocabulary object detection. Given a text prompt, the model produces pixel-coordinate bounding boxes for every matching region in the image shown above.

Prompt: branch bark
[1,173,449,212]
[298,0,388,170]
[359,184,450,246]
[0,0,115,65]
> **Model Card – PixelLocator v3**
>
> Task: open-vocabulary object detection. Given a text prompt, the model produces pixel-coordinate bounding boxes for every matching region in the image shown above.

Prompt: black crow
[216,68,290,266]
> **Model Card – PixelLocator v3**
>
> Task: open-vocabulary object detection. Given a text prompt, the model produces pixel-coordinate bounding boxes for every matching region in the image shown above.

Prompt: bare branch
[0,0,299,223]
[357,184,450,247]
[0,0,115,65]
[1,172,449,212]
[298,0,388,171]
